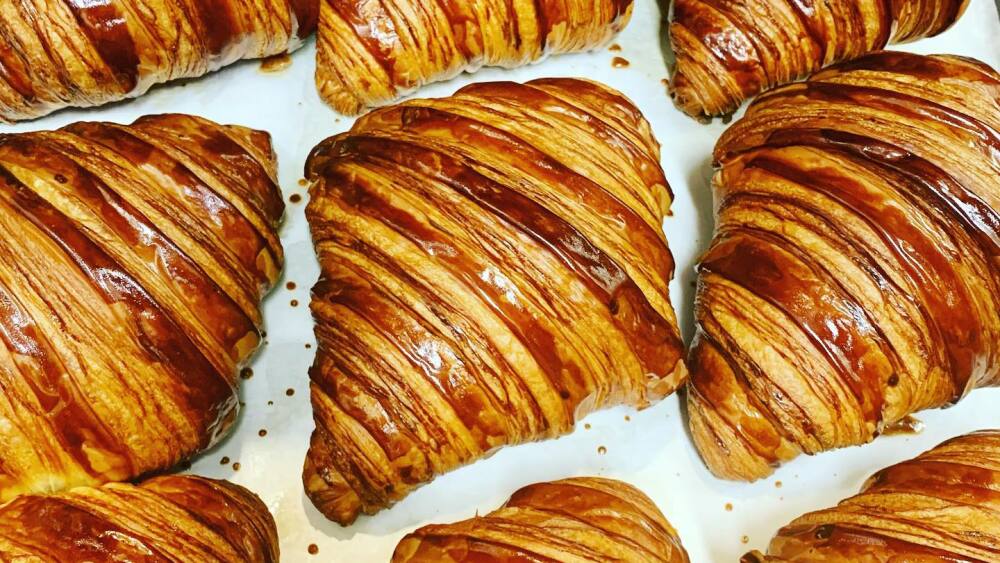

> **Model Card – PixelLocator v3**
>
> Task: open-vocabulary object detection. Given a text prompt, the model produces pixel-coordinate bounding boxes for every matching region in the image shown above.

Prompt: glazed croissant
[0,0,318,122]
[668,0,968,117]
[688,52,1000,481]
[744,430,1000,562]
[393,477,690,562]
[304,78,686,524]
[316,0,633,115]
[0,114,284,500]
[0,474,278,562]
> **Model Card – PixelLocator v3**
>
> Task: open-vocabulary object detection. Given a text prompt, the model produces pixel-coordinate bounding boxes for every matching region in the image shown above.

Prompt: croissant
[0,474,278,561]
[743,430,1000,562]
[687,51,1000,481]
[303,77,686,524]
[0,114,284,501]
[393,477,690,562]
[668,0,968,118]
[315,0,633,115]
[0,0,318,122]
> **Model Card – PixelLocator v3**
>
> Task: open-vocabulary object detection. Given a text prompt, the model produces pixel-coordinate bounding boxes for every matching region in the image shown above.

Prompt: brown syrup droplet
[258,429,268,437]
[882,415,924,436]
[286,281,297,290]
[260,53,292,73]
[267,400,274,406]
[297,178,309,187]
[239,367,253,380]
[308,544,319,555]
[611,57,630,68]
[741,535,750,544]
[775,480,783,488]
[624,415,631,422]
[725,502,733,512]
[608,43,622,52]
[232,462,241,471]
[289,193,303,203]
[597,446,607,455]
[220,456,230,465]
[584,423,591,430]
[290,299,299,307]
[305,343,312,349]
[887,373,900,387]
[286,388,295,396]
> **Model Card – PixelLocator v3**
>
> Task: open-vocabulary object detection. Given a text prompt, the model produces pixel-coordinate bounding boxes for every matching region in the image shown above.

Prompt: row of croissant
[0,0,997,561]
[0,0,972,122]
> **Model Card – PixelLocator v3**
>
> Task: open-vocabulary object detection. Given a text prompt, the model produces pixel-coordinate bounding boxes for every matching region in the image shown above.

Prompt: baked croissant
[0,114,284,501]
[393,477,690,562]
[0,474,278,562]
[668,0,969,117]
[315,0,633,115]
[743,430,1000,562]
[303,77,686,524]
[0,0,318,122]
[687,51,1000,481]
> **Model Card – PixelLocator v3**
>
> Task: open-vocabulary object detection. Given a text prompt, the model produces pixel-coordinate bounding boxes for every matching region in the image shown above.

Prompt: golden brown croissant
[0,0,318,122]
[315,0,633,115]
[0,114,284,501]
[687,51,1000,481]
[743,430,1000,562]
[668,0,969,118]
[393,477,690,562]
[0,474,278,562]
[303,78,686,524]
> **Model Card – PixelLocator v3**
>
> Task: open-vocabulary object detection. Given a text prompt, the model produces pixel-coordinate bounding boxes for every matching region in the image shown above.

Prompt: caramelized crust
[0,475,278,562]
[668,0,969,118]
[393,477,690,562]
[0,114,284,500]
[315,0,633,115]
[0,0,318,122]
[744,430,1000,562]
[303,78,686,524]
[688,52,1000,480]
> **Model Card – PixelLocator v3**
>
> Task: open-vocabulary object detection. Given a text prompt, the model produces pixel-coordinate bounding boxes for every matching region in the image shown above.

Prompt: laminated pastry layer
[304,77,686,524]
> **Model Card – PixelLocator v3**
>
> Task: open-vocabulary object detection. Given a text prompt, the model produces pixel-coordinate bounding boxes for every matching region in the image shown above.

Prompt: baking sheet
[3,2,999,561]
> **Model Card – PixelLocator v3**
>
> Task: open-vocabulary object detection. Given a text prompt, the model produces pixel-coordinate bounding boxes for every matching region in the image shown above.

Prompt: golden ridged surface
[0,474,278,562]
[0,0,318,122]
[0,114,284,500]
[393,477,690,562]
[304,78,686,524]
[315,0,633,115]
[744,430,1000,562]
[688,52,1000,481]
[668,0,969,118]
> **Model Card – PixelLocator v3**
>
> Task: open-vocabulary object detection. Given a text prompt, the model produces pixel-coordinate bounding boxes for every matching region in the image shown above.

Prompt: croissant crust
[303,78,686,524]
[745,430,1000,562]
[0,475,278,562]
[688,52,1000,481]
[393,477,690,562]
[0,114,284,500]
[668,0,969,117]
[315,0,633,115]
[0,0,318,121]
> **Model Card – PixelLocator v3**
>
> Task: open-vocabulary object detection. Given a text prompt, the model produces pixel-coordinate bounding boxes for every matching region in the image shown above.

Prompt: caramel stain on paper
[260,53,292,73]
